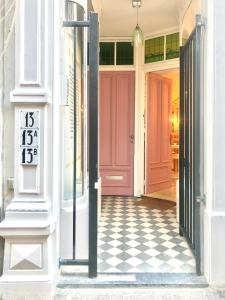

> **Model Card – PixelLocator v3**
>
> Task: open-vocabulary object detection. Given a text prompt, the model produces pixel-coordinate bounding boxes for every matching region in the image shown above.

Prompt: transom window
[166,33,180,59]
[99,42,134,66]
[145,36,164,63]
[145,32,180,64]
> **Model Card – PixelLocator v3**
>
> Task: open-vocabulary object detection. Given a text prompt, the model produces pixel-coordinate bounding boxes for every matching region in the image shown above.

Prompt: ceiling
[99,0,182,37]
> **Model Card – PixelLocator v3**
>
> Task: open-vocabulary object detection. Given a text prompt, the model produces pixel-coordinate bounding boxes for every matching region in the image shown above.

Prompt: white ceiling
[99,0,182,37]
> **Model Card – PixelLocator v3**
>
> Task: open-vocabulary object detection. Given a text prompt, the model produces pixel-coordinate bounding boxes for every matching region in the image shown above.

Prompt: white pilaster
[0,0,58,294]
[134,43,145,197]
[203,0,225,287]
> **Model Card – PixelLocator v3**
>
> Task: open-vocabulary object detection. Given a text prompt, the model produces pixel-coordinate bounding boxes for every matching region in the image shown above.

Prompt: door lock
[130,134,134,143]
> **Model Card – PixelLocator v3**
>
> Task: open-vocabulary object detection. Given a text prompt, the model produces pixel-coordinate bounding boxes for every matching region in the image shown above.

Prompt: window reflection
[63,1,85,200]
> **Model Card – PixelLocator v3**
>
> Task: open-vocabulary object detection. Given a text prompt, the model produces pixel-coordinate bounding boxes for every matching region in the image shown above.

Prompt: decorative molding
[20,0,41,85]
[100,26,179,41]
[6,202,51,212]
[11,0,53,104]
[10,88,50,103]
[99,66,135,71]
[143,58,179,73]
[10,244,43,270]
[144,26,179,40]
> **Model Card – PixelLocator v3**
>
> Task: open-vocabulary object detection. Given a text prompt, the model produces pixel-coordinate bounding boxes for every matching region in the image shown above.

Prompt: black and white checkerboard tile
[98,197,196,273]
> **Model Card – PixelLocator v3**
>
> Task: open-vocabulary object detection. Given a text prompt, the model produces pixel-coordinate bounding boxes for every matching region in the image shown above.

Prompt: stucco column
[0,0,61,296]
[204,0,225,287]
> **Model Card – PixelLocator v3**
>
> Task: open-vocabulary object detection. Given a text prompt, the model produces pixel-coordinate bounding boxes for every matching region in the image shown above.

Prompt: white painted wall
[0,0,59,298]
[0,0,15,214]
[203,0,225,287]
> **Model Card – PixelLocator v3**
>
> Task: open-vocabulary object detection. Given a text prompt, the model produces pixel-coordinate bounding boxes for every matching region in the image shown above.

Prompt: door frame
[100,60,179,197]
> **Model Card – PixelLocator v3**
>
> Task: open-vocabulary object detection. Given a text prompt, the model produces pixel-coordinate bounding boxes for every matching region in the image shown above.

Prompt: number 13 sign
[20,110,39,165]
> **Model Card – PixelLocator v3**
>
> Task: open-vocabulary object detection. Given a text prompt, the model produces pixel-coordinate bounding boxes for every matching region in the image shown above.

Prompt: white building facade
[0,0,225,299]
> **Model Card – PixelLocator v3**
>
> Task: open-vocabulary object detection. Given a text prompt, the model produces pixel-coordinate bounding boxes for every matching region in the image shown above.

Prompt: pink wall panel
[116,76,130,166]
[149,78,161,164]
[99,76,113,166]
[161,81,171,163]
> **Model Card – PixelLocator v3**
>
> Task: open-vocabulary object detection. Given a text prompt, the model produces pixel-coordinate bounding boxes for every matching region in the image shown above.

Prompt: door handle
[130,134,134,143]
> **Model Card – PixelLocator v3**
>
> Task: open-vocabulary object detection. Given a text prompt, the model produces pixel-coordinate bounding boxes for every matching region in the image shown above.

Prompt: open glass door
[60,0,99,278]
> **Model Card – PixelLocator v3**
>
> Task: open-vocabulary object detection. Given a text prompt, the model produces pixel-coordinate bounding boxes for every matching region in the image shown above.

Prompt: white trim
[143,58,179,72]
[99,66,135,71]
[100,37,132,41]
[133,44,145,197]
[139,59,179,196]
[100,27,179,42]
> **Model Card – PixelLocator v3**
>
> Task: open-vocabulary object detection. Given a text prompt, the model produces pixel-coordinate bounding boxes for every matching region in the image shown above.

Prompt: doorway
[98,68,196,274]
[145,69,179,204]
[59,0,204,281]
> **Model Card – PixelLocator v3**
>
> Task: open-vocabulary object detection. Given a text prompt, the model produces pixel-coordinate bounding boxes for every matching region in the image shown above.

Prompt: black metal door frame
[60,11,99,279]
[179,15,204,275]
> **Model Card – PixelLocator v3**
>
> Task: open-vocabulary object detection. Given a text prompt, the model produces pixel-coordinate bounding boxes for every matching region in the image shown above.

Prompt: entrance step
[57,273,208,288]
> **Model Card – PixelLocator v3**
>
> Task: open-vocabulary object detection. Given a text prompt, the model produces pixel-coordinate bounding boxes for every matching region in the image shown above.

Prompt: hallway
[98,197,195,273]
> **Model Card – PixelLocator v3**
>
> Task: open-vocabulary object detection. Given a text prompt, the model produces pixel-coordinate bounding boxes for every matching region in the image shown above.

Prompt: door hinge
[196,195,206,205]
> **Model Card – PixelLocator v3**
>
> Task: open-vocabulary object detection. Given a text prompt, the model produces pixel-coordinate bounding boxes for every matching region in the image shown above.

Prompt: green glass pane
[116,42,134,65]
[145,36,164,63]
[99,42,115,65]
[166,32,180,60]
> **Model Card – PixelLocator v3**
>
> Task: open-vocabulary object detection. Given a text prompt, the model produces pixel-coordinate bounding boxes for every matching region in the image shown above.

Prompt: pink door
[100,71,135,196]
[146,73,172,193]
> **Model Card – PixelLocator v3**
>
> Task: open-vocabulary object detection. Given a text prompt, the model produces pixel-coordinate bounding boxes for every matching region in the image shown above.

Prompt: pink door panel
[100,71,135,196]
[146,73,172,193]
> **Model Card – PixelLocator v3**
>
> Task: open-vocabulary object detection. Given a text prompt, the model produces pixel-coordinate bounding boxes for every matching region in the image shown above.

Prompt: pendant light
[132,0,144,47]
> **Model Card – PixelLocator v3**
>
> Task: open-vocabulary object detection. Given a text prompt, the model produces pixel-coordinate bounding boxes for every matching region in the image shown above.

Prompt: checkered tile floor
[98,197,196,273]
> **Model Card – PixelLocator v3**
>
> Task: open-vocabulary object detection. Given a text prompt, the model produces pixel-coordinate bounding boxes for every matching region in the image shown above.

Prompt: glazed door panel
[100,71,135,196]
[146,73,172,193]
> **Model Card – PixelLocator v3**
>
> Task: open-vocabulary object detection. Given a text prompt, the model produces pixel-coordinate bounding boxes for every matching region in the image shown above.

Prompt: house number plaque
[20,110,39,165]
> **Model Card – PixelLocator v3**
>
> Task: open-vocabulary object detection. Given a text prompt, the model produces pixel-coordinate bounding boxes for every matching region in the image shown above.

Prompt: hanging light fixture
[132,0,144,47]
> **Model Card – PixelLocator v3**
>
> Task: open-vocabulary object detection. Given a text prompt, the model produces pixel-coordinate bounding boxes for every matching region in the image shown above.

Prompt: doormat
[135,196,176,210]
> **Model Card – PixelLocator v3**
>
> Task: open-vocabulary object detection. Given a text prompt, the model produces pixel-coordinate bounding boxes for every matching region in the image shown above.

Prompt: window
[166,33,179,60]
[116,42,134,65]
[64,3,85,200]
[145,32,180,64]
[145,36,164,63]
[99,42,115,65]
[99,42,134,66]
